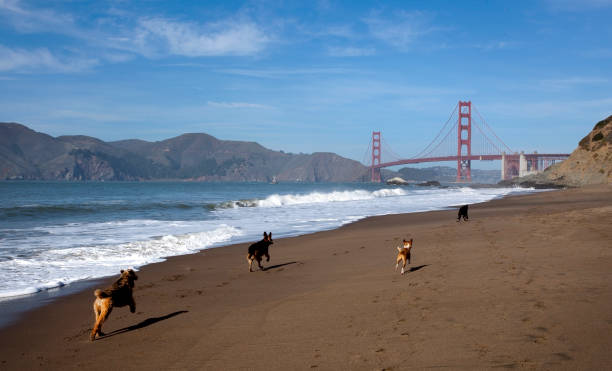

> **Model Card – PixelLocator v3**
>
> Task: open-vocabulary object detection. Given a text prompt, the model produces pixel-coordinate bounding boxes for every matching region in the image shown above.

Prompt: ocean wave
[0,201,203,219]
[213,188,409,209]
[0,224,242,299]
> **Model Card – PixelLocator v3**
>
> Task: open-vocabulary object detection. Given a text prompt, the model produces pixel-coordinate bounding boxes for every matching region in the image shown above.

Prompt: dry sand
[0,185,611,370]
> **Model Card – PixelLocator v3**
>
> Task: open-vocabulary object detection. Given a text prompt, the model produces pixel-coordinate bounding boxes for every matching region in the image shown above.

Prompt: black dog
[246,232,274,271]
[457,204,469,222]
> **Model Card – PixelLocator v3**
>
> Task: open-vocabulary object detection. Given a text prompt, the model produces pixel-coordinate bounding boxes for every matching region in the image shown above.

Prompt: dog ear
[121,269,124,273]
[269,232,272,238]
[263,232,268,238]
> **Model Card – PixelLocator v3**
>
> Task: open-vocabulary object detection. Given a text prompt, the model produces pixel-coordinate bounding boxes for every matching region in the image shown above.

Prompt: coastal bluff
[0,122,368,182]
[502,115,612,187]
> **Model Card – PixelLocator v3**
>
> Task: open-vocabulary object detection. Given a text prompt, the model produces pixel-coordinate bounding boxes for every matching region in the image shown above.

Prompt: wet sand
[0,185,611,370]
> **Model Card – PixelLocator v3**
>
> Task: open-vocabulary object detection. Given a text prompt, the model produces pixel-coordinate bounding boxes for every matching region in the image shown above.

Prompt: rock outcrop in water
[501,115,612,187]
[0,122,369,182]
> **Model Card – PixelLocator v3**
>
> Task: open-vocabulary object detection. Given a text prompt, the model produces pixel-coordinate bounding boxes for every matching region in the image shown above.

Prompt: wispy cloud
[0,0,274,72]
[363,10,437,50]
[132,17,271,57]
[327,46,376,57]
[207,101,273,109]
[0,44,98,73]
[217,67,357,78]
[472,40,519,51]
[538,76,608,90]
[0,0,75,33]
[51,109,134,123]
[483,97,612,119]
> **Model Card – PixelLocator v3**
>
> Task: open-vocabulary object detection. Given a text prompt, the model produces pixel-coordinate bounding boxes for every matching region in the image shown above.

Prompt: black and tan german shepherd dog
[247,232,274,272]
[457,204,469,222]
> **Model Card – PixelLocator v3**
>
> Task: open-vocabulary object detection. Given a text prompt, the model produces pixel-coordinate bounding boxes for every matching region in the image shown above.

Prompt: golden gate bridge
[366,101,570,182]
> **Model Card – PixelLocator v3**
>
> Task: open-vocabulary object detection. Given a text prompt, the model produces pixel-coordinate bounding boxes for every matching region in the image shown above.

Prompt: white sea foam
[248,188,408,208]
[0,185,539,300]
[0,225,242,299]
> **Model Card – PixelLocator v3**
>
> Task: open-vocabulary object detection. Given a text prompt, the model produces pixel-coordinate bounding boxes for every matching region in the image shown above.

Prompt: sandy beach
[0,184,611,370]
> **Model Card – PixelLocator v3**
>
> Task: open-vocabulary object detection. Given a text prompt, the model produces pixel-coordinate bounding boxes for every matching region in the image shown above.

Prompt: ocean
[0,181,536,301]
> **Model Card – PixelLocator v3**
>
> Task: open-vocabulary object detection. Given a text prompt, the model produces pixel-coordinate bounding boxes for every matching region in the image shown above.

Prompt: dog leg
[91,305,110,340]
[90,302,101,341]
[265,252,270,262]
[93,306,112,340]
[129,298,136,313]
[247,254,253,272]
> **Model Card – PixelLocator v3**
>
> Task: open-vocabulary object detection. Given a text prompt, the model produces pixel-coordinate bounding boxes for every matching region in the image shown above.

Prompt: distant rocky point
[386,177,410,185]
[416,180,441,187]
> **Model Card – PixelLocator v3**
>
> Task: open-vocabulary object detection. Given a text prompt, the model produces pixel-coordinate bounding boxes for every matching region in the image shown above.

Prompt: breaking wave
[215,188,408,209]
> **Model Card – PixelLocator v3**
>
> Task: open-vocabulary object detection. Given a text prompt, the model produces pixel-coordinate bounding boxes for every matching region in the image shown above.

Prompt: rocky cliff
[0,122,369,182]
[504,115,612,187]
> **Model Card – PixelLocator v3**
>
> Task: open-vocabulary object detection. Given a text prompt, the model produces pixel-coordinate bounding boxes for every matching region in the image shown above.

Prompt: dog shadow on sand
[97,310,188,340]
[407,264,428,273]
[262,261,298,271]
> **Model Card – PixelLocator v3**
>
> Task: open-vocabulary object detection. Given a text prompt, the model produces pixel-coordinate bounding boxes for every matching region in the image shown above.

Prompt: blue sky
[1,0,611,169]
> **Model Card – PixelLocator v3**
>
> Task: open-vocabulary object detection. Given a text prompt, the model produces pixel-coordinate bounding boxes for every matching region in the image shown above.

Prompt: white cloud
[472,40,519,51]
[217,67,356,78]
[483,97,612,119]
[327,46,376,57]
[51,109,133,123]
[363,10,435,50]
[0,44,98,73]
[133,17,271,57]
[207,101,273,109]
[538,77,608,90]
[0,0,77,35]
[0,1,274,69]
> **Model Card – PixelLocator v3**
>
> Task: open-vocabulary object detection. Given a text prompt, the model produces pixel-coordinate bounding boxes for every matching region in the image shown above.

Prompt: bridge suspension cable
[473,106,513,153]
[410,102,459,159]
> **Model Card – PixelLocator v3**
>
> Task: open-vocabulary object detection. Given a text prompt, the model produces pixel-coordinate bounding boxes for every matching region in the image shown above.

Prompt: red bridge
[368,101,570,182]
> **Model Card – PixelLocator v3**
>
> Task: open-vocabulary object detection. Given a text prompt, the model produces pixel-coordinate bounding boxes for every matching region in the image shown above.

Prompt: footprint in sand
[553,352,573,361]
[525,334,547,344]
[163,274,184,282]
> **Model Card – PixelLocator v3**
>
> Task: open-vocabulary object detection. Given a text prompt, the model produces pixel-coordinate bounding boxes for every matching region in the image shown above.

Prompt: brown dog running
[246,232,274,272]
[395,238,414,275]
[90,269,138,341]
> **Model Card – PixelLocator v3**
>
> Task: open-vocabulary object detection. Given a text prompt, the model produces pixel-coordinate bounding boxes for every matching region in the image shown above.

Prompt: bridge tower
[371,131,381,182]
[456,101,472,182]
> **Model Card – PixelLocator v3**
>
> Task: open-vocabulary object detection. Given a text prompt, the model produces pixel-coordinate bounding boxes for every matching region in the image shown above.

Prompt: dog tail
[397,246,402,252]
[94,289,110,299]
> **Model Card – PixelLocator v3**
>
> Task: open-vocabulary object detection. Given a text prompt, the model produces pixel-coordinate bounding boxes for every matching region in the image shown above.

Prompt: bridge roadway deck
[372,154,570,169]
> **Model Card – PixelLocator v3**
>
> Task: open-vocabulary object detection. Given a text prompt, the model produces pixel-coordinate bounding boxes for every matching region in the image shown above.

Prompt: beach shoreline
[0,184,537,327]
[1,184,610,369]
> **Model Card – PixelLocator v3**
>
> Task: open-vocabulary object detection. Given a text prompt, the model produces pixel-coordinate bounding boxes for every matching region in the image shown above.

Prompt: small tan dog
[395,238,414,275]
[90,269,138,341]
